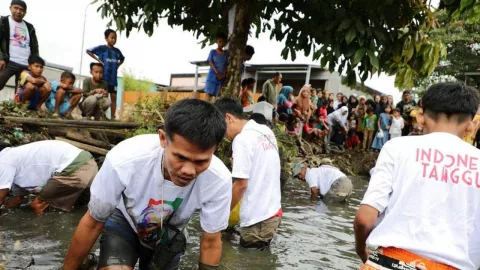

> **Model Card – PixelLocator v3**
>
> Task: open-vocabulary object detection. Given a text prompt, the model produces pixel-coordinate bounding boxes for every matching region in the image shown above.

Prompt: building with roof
[170,62,382,98]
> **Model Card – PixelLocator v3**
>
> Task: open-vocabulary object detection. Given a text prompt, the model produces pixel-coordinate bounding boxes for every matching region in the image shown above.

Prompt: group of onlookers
[0,1,124,120]
[238,71,423,153]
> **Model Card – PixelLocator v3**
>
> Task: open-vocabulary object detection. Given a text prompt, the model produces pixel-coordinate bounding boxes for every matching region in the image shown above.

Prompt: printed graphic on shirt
[416,148,480,187]
[12,26,28,48]
[366,116,376,130]
[137,197,183,247]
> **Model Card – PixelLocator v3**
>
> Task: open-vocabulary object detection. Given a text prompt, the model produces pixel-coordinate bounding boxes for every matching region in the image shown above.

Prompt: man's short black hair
[216,32,227,41]
[28,55,45,66]
[279,113,289,123]
[245,45,255,56]
[214,98,244,119]
[90,62,104,71]
[247,78,256,85]
[60,71,76,81]
[273,72,281,78]
[422,82,480,123]
[250,113,267,125]
[104,29,116,38]
[164,99,226,150]
[241,79,249,88]
[258,96,267,102]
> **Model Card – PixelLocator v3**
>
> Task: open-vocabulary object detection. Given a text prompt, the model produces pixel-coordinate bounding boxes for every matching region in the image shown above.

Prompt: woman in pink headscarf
[294,84,316,123]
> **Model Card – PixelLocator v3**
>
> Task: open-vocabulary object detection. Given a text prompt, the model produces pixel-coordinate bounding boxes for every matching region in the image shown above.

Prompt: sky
[0,0,410,99]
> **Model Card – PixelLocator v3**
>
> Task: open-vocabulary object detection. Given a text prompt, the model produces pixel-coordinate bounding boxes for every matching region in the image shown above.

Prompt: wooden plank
[66,131,112,149]
[2,116,140,129]
[55,137,109,156]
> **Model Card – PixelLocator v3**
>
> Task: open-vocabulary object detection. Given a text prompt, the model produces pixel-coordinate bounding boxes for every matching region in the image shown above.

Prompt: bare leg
[30,196,49,215]
[37,83,52,111]
[4,196,25,208]
[110,93,117,120]
[20,82,37,103]
[54,87,67,115]
[64,93,82,118]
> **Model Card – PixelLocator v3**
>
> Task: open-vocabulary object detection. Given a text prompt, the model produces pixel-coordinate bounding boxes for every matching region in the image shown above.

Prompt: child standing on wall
[205,33,228,102]
[390,108,405,139]
[86,29,125,120]
[362,106,377,151]
[371,105,392,151]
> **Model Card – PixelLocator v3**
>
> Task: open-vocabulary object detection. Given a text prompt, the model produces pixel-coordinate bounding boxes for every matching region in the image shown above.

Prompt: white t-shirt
[8,17,30,66]
[243,102,274,121]
[88,134,232,249]
[232,120,282,227]
[389,117,404,135]
[305,165,346,196]
[362,133,480,269]
[0,141,81,192]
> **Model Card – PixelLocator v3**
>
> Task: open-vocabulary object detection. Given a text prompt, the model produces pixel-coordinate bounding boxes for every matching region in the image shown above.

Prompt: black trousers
[0,61,28,91]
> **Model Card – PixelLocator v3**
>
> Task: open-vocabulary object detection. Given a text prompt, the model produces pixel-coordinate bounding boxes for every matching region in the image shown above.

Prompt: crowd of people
[236,70,424,154]
[0,1,124,120]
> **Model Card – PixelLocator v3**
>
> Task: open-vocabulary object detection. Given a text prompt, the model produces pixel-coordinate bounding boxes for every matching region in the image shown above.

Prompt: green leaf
[291,49,297,61]
[460,0,475,12]
[367,50,380,70]
[320,55,328,68]
[345,27,356,44]
[338,20,352,31]
[355,19,365,36]
[352,48,366,66]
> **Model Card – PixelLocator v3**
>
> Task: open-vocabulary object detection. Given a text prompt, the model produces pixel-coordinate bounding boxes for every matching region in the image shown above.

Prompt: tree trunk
[221,0,252,98]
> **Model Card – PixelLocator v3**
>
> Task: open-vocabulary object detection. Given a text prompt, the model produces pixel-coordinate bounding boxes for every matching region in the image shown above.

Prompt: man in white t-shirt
[354,82,480,270]
[293,158,352,202]
[0,0,39,91]
[0,140,97,215]
[63,99,232,270]
[214,98,282,249]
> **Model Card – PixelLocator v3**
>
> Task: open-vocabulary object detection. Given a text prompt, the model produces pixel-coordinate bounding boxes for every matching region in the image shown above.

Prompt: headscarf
[277,86,293,105]
[327,106,349,128]
[295,85,312,113]
[347,95,359,112]
[375,95,388,115]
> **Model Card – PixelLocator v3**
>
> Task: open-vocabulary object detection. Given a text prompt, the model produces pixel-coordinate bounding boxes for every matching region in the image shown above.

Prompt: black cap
[11,0,27,10]
[403,90,412,95]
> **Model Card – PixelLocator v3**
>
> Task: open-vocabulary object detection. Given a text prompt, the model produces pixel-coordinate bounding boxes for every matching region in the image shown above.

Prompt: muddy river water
[0,177,368,270]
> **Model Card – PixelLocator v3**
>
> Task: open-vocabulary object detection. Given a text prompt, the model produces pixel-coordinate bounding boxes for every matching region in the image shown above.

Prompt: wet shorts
[107,85,117,94]
[98,209,182,270]
[239,216,282,249]
[323,176,353,202]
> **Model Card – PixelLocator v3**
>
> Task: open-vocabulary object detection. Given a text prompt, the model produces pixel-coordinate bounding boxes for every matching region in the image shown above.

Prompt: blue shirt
[87,45,125,86]
[206,49,229,83]
[45,81,69,109]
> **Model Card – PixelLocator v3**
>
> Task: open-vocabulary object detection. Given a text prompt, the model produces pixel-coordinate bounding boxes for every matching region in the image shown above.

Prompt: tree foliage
[97,0,449,91]
[414,10,480,89]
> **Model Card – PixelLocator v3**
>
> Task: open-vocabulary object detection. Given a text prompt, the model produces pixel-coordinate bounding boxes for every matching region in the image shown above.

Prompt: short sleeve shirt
[88,134,232,249]
[8,16,30,66]
[362,133,480,269]
[0,141,81,192]
[82,78,108,96]
[87,45,125,86]
[206,49,229,83]
[232,120,282,227]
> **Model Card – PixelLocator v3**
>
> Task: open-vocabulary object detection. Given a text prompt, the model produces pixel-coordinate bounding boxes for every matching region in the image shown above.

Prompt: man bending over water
[354,82,480,269]
[0,140,97,215]
[63,99,232,270]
